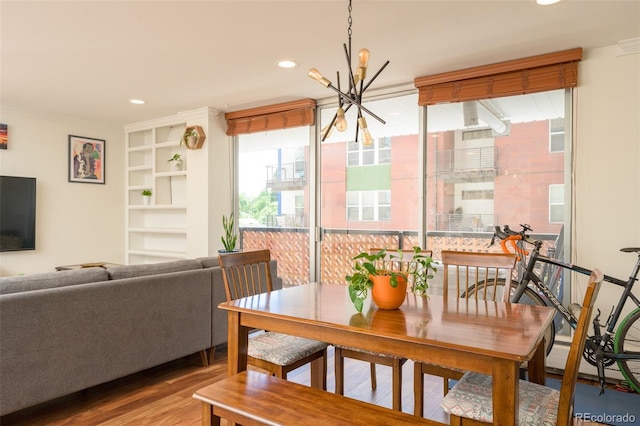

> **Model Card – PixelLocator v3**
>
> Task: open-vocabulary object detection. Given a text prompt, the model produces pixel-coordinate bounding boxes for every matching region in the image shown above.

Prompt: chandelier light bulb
[335,107,348,131]
[308,68,331,87]
[358,117,373,146]
[321,123,334,140]
[355,48,370,84]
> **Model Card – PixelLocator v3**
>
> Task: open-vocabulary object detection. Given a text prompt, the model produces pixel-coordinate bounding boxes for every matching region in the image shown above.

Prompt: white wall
[574,45,639,315]
[0,107,124,276]
[546,45,640,374]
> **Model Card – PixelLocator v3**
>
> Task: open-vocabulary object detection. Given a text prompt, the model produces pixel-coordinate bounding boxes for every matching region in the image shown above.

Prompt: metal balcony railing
[265,161,306,191]
[436,147,496,174]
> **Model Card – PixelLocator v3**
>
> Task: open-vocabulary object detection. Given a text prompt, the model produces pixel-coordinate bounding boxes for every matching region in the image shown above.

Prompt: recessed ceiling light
[278,60,297,69]
[129,99,145,105]
[536,0,560,5]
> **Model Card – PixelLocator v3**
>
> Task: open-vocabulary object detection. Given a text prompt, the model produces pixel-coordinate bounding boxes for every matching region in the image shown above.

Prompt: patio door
[236,127,312,286]
[317,93,422,284]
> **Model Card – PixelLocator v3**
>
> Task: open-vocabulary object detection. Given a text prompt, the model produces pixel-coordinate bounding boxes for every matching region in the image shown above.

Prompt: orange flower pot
[370,274,407,310]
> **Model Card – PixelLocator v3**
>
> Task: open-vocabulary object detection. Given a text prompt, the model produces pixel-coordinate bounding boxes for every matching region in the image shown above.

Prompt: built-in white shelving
[124,107,227,265]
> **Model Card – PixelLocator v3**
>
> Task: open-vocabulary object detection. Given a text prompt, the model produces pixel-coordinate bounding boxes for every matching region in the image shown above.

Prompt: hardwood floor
[1,346,606,425]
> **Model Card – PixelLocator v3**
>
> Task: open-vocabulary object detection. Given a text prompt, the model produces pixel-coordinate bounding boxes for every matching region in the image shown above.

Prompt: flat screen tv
[0,176,36,252]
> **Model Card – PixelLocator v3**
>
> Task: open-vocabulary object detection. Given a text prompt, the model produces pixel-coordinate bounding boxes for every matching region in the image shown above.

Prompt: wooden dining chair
[335,247,433,411]
[441,268,603,425]
[218,249,329,390]
[413,250,517,416]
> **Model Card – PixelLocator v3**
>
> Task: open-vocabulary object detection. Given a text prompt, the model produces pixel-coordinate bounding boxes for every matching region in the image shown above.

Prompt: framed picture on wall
[0,124,7,149]
[68,135,105,184]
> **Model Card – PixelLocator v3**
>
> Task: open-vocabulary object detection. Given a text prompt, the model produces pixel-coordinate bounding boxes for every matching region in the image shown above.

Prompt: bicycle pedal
[615,380,635,393]
[568,303,582,317]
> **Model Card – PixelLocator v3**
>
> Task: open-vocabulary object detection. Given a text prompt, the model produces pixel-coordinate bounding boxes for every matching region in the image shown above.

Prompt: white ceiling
[2,0,639,128]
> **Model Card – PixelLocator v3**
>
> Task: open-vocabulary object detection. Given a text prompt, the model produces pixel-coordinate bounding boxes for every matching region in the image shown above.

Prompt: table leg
[527,337,547,385]
[227,311,248,376]
[201,401,220,426]
[492,359,519,425]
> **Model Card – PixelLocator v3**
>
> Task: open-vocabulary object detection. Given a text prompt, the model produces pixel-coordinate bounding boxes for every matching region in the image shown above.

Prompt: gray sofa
[0,257,279,416]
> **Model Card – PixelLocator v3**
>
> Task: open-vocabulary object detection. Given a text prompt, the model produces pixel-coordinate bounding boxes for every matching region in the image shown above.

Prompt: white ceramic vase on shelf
[143,195,151,205]
[171,159,183,171]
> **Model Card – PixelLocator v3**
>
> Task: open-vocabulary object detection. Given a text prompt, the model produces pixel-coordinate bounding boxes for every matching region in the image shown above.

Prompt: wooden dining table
[219,282,555,425]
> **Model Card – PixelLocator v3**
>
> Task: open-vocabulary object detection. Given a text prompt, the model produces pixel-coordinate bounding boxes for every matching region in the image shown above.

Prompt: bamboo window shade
[414,48,583,106]
[225,99,316,136]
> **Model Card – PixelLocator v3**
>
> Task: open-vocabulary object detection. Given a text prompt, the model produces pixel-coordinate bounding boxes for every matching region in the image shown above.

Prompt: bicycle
[468,223,640,394]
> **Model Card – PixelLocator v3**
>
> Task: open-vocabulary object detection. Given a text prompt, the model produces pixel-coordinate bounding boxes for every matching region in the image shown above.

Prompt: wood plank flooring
[1,346,605,425]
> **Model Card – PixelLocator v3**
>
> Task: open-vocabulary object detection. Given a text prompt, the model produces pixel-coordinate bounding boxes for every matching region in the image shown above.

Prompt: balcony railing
[436,147,496,175]
[239,226,559,287]
[434,213,495,232]
[265,161,306,191]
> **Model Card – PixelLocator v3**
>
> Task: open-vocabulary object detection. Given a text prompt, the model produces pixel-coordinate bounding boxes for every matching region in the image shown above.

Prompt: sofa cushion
[106,259,202,280]
[196,257,219,268]
[0,268,109,295]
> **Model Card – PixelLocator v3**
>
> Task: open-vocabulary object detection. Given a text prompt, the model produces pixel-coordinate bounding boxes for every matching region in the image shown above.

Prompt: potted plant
[180,128,199,148]
[220,212,238,253]
[167,153,183,171]
[345,247,436,312]
[141,188,152,205]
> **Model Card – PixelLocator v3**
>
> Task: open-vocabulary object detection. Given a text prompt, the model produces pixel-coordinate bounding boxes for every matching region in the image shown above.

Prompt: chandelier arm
[321,113,339,142]
[325,84,385,124]
[361,60,390,93]
[343,43,358,96]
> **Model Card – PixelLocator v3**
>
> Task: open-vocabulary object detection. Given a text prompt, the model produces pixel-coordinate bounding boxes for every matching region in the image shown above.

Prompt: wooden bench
[193,370,442,425]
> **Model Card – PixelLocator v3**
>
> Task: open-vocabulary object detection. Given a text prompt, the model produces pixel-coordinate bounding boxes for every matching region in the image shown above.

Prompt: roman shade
[225,99,316,136]
[414,48,583,105]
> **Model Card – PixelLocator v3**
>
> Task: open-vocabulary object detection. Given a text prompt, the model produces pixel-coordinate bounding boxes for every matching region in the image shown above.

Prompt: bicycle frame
[514,244,639,321]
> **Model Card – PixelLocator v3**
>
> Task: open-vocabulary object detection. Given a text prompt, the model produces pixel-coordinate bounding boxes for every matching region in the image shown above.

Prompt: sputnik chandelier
[308,0,389,146]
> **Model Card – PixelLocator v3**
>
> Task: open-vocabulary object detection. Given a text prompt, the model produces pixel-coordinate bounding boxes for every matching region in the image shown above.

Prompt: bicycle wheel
[614,307,640,393]
[462,280,556,356]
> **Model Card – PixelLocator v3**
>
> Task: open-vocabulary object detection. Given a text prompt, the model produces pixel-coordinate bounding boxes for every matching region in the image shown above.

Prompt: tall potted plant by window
[219,212,238,253]
[345,247,436,312]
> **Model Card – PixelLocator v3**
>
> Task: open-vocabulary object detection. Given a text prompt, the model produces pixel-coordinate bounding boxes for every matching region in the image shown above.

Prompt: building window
[549,118,565,153]
[347,137,391,166]
[549,184,564,223]
[346,190,391,221]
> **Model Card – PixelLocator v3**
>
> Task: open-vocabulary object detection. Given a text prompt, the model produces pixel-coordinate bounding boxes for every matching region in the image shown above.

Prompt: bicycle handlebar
[491,224,539,259]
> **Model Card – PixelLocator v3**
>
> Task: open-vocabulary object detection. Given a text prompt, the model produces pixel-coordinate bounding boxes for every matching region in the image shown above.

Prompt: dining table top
[219,281,555,364]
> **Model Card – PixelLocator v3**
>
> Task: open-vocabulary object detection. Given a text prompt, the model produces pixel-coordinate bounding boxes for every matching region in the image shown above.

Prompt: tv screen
[0,176,36,252]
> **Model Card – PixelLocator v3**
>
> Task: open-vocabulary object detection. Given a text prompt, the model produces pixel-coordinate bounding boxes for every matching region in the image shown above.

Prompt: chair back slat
[441,250,517,302]
[557,269,602,425]
[218,249,273,302]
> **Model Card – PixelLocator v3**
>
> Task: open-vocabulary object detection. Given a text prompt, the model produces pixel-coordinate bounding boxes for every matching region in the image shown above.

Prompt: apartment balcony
[265,161,306,192]
[435,147,497,183]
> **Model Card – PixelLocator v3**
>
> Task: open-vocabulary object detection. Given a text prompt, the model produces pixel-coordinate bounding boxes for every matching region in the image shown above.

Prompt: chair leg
[443,377,449,396]
[391,359,402,411]
[369,362,377,390]
[335,346,345,395]
[413,364,424,417]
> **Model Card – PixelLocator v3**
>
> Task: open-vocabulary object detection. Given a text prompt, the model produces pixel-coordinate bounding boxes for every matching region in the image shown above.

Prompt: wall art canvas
[68,135,105,184]
[0,124,7,149]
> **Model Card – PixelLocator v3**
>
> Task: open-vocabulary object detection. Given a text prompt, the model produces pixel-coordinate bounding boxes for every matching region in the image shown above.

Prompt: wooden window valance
[225,99,316,136]
[414,48,583,106]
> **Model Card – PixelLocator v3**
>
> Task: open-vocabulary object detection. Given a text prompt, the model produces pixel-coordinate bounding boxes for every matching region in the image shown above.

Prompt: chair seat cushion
[441,372,560,425]
[336,345,399,359]
[249,332,328,366]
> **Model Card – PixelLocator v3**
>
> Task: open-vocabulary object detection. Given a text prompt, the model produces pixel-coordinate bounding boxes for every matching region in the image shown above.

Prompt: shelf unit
[125,123,188,263]
[124,107,229,266]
